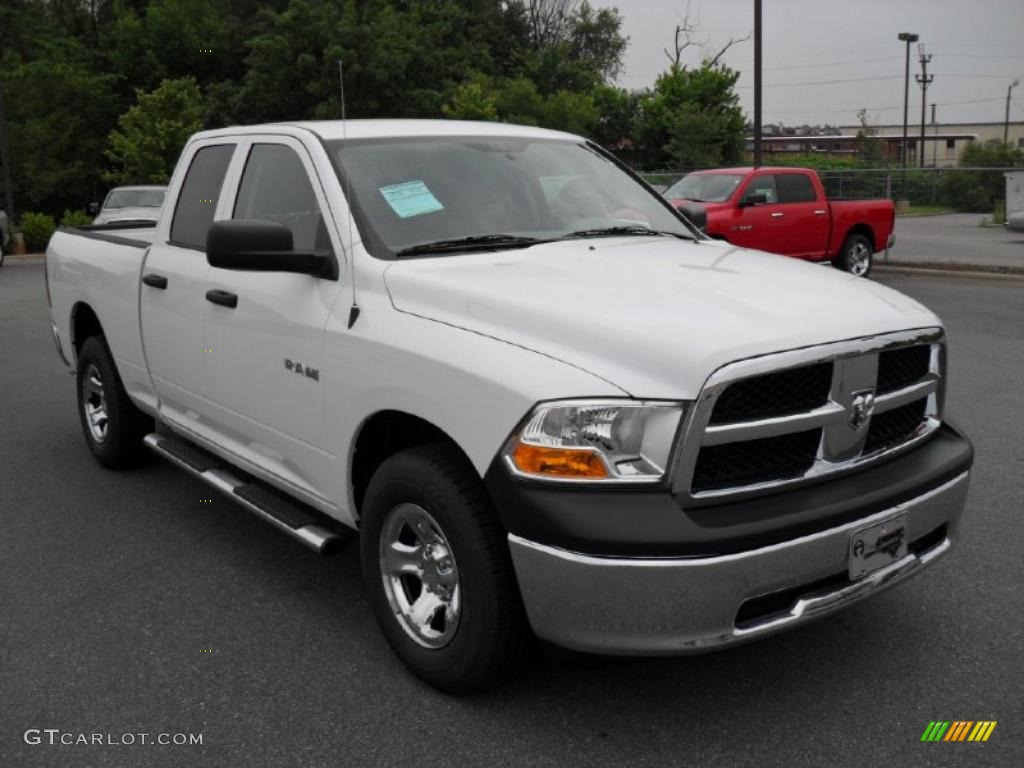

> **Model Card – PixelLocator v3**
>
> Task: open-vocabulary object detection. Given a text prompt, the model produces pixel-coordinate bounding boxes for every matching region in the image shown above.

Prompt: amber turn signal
[511,440,609,478]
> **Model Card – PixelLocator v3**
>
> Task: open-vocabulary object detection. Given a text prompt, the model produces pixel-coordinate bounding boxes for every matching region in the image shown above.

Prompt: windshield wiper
[396,234,548,257]
[562,225,695,241]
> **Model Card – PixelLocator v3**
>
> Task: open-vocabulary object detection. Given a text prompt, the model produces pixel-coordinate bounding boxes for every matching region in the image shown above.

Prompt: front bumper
[509,470,969,655]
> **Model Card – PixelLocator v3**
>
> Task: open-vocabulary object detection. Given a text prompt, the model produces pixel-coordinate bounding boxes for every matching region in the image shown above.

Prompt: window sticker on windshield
[379,181,444,218]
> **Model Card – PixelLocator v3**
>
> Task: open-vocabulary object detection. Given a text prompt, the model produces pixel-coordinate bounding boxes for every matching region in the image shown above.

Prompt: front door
[201,137,345,502]
[726,173,784,253]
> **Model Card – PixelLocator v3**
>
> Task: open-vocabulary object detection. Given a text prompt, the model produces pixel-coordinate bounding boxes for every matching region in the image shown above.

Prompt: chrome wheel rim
[82,363,109,443]
[849,241,871,276]
[379,503,461,649]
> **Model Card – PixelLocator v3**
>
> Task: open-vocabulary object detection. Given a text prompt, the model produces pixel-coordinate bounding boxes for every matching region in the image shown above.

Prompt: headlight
[502,400,686,483]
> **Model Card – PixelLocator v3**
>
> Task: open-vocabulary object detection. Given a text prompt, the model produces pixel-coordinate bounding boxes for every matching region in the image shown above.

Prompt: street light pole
[1006,79,1019,145]
[753,0,763,168]
[897,32,919,196]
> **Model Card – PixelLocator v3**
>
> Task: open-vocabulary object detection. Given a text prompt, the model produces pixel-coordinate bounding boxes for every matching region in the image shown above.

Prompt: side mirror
[676,202,707,232]
[739,192,768,208]
[88,202,100,216]
[206,219,335,279]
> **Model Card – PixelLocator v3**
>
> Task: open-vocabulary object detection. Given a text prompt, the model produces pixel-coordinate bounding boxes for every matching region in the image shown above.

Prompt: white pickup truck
[46,120,973,692]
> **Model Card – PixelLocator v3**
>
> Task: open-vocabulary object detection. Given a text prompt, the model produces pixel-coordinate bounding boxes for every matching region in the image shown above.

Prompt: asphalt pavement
[1,262,1021,767]
[886,213,1024,271]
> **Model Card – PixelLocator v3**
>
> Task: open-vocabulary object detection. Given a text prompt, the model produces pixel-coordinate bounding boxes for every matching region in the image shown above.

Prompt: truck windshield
[328,136,695,258]
[105,188,167,209]
[665,173,744,203]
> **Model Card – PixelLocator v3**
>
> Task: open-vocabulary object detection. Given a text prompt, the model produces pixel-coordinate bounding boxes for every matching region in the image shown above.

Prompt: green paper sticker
[379,180,444,218]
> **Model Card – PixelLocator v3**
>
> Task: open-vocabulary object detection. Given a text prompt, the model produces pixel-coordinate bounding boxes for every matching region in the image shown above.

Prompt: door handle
[142,273,168,289]
[205,289,238,309]
[813,209,827,215]
[770,212,785,218]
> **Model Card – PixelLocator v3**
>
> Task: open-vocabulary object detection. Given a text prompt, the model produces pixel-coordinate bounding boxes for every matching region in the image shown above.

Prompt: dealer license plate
[849,513,908,580]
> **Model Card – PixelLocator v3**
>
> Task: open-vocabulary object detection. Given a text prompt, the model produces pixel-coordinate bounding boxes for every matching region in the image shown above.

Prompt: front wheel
[833,233,873,277]
[360,444,530,693]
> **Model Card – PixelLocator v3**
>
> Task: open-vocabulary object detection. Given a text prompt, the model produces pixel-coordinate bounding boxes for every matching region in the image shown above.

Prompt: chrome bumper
[509,471,969,655]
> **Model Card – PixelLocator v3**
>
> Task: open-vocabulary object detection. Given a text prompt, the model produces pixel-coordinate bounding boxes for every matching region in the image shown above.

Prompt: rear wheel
[360,443,530,693]
[76,335,152,468]
[833,233,873,277]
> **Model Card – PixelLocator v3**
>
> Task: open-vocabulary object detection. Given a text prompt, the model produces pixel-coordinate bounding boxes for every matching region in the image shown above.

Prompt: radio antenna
[339,58,359,328]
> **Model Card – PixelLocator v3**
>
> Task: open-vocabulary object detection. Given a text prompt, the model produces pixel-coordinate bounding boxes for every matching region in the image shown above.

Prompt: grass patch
[896,204,957,217]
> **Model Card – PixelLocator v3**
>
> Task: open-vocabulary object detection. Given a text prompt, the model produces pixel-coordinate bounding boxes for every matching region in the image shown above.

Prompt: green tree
[447,75,600,135]
[232,0,494,124]
[537,89,598,135]
[105,77,204,184]
[443,77,499,121]
[854,108,885,167]
[938,139,1024,212]
[637,62,745,169]
[504,0,628,95]
[589,84,637,153]
[1,39,120,213]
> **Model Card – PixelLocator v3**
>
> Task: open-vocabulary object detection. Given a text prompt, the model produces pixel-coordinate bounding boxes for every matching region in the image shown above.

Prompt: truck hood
[383,237,940,398]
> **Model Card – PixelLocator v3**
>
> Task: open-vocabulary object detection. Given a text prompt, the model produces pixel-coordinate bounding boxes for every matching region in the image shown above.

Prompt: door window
[233,144,330,253]
[169,144,235,250]
[743,175,778,204]
[775,173,817,204]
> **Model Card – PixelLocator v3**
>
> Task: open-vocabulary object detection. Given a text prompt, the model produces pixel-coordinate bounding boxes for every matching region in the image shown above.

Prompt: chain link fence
[638,166,1020,219]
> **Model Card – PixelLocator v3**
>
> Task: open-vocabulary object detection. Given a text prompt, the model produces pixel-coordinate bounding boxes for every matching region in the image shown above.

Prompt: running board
[143,433,344,554]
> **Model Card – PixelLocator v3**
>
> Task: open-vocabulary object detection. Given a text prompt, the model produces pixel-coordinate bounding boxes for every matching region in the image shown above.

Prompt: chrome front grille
[709,361,833,424]
[673,329,944,505]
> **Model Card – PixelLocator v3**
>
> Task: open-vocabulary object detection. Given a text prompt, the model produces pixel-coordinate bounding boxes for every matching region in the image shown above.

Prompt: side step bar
[143,433,345,554]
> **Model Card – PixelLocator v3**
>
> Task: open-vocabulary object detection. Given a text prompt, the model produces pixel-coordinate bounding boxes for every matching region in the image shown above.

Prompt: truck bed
[47,223,158,414]
[63,221,157,249]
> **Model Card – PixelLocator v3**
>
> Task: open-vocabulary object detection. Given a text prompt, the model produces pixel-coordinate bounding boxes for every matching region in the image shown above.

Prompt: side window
[744,175,778,204]
[233,144,329,253]
[775,173,817,204]
[169,144,234,250]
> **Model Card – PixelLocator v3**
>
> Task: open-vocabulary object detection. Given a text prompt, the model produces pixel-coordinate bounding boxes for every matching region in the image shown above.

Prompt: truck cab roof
[190,119,582,143]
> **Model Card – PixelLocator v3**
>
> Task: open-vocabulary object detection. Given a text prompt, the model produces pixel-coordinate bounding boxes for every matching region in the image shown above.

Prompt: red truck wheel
[833,233,873,277]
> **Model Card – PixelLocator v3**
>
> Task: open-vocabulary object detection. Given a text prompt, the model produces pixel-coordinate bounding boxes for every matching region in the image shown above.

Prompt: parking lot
[1,262,1021,767]
[887,213,1024,271]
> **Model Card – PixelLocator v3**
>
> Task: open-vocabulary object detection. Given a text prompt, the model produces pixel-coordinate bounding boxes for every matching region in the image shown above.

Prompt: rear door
[201,136,345,501]
[140,141,236,427]
[773,172,830,259]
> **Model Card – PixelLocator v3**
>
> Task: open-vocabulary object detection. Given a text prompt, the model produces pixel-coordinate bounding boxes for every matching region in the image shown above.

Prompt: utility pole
[931,103,937,167]
[1006,79,1020,145]
[0,82,15,224]
[897,32,918,196]
[753,0,763,167]
[915,45,933,168]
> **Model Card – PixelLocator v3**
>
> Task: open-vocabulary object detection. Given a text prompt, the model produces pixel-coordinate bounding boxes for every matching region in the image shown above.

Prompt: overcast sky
[612,0,1024,129]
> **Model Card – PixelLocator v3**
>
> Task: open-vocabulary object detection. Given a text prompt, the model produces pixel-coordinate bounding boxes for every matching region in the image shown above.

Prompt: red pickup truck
[664,167,895,277]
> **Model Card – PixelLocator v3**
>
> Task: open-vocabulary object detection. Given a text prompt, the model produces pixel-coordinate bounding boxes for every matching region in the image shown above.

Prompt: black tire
[360,443,530,693]
[832,232,874,277]
[76,335,152,469]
